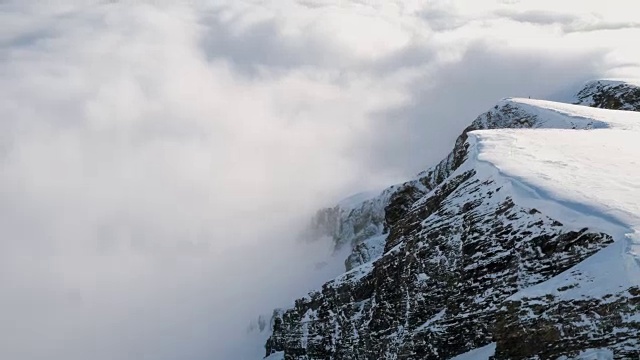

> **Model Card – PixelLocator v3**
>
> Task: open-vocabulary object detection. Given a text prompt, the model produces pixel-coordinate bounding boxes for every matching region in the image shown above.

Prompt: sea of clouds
[0,1,639,359]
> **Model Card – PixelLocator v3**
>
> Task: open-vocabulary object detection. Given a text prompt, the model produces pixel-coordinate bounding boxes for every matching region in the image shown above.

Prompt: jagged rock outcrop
[574,80,640,111]
[495,286,640,359]
[264,81,640,360]
[306,192,389,271]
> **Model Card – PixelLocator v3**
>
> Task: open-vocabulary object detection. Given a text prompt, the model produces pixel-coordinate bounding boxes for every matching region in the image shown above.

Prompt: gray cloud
[198,9,341,74]
[495,9,578,25]
[563,21,640,33]
[361,42,607,176]
[495,8,640,33]
[0,1,637,360]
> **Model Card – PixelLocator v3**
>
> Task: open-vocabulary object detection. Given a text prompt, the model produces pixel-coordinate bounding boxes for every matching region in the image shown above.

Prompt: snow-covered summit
[471,97,640,290]
[265,80,640,359]
[460,98,640,356]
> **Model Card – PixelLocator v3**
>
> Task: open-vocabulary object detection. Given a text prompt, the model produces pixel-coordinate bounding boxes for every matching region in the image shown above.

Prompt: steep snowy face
[471,99,640,359]
[574,80,640,111]
[264,85,640,359]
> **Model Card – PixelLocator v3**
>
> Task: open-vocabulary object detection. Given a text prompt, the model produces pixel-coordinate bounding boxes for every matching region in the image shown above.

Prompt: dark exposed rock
[495,287,640,359]
[265,167,615,359]
[574,80,640,111]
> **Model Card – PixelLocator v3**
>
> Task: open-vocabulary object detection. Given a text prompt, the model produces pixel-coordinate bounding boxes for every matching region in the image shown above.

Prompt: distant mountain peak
[574,79,640,111]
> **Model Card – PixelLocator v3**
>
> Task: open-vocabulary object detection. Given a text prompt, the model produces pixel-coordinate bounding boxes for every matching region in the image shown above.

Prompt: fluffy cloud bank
[0,1,638,359]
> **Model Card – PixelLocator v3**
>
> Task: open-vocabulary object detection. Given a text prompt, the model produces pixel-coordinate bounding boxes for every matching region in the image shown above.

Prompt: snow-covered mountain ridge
[263,81,640,359]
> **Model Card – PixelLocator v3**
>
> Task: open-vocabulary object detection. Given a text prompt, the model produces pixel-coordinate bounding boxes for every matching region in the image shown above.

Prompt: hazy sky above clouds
[1,1,639,359]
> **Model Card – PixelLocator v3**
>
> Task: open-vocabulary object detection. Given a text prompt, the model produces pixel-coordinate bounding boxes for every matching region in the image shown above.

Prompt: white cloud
[0,1,638,359]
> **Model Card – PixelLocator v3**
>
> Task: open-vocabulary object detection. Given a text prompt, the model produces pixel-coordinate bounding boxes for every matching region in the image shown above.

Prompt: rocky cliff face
[264,81,640,360]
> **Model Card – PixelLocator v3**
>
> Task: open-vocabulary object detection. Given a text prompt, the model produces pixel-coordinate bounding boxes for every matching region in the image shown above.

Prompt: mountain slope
[308,91,616,273]
[263,82,640,359]
[474,99,640,359]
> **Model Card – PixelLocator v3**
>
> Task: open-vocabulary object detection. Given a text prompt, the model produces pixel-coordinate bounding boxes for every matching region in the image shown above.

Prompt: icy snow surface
[470,98,640,300]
